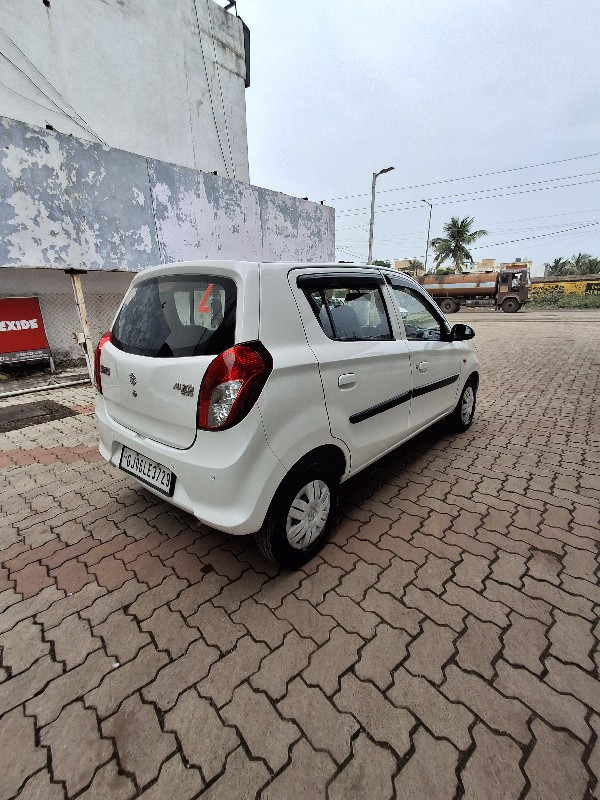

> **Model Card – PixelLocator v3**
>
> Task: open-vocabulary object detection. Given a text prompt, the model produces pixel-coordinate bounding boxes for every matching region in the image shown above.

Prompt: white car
[95,261,479,567]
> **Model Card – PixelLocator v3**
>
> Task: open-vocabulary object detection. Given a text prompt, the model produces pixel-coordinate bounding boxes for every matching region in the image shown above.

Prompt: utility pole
[66,269,94,383]
[367,166,394,264]
[422,199,432,273]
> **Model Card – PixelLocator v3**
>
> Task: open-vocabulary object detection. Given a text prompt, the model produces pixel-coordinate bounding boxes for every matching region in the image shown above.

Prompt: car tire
[440,298,459,314]
[447,378,477,432]
[255,461,339,568]
[501,298,520,313]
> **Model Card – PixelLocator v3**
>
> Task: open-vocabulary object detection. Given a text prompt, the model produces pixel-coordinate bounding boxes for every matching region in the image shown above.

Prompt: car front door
[291,269,413,472]
[385,275,462,432]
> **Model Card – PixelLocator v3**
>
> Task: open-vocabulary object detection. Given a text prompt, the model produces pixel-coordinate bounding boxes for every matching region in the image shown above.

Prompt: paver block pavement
[461,723,525,800]
[277,677,358,764]
[101,694,177,788]
[0,707,47,800]
[1,313,600,798]
[164,689,238,782]
[40,701,112,797]
[327,733,396,800]
[221,682,300,771]
[393,727,459,800]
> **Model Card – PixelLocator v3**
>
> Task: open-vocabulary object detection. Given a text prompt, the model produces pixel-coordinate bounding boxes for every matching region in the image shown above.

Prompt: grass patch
[528,291,600,309]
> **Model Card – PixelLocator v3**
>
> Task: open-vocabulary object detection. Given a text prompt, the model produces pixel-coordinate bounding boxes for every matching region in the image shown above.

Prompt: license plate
[119,446,175,497]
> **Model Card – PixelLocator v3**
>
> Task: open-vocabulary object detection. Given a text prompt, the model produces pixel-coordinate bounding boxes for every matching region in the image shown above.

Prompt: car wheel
[501,298,520,313]
[440,298,458,314]
[255,462,339,567]
[447,379,477,432]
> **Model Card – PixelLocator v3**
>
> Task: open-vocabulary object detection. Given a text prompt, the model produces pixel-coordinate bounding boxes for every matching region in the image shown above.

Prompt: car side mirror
[450,324,475,341]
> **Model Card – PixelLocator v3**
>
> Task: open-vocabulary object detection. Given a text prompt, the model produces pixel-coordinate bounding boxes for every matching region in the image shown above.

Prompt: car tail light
[198,342,272,430]
[94,332,111,393]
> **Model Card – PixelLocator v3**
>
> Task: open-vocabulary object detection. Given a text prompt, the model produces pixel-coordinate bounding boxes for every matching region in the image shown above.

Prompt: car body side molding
[349,390,412,424]
[349,373,460,424]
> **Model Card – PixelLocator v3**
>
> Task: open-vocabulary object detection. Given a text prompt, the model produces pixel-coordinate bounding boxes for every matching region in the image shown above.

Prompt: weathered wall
[0,0,249,181]
[0,118,335,270]
[530,276,600,297]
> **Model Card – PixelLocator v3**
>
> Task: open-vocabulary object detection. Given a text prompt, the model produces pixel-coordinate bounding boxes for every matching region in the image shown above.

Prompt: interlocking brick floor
[0,309,599,800]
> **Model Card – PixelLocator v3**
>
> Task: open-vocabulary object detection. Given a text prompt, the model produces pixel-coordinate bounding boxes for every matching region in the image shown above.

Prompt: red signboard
[0,297,51,364]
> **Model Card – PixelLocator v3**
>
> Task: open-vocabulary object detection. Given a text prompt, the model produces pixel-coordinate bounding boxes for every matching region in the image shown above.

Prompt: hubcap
[461,386,475,424]
[286,479,331,550]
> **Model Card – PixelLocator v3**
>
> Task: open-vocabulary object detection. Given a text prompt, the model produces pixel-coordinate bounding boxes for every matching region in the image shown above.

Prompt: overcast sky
[236,0,600,273]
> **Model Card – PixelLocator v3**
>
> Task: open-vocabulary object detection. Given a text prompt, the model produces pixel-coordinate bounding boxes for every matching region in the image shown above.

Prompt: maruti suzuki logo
[129,373,137,386]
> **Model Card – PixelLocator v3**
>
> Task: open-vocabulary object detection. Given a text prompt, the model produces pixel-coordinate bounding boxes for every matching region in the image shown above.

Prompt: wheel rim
[461,386,475,424]
[286,480,331,550]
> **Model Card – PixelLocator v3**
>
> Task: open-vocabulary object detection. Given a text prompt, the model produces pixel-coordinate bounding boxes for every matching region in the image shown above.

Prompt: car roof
[129,260,421,291]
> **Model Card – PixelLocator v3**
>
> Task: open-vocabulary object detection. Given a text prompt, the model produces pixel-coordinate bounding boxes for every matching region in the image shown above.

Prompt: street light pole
[367,166,394,264]
[422,199,432,273]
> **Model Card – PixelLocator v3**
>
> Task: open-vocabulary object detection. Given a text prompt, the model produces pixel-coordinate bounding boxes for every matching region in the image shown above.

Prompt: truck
[416,265,530,313]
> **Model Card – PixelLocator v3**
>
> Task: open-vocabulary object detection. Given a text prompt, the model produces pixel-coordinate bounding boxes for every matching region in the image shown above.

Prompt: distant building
[394,259,425,276]
[473,258,496,272]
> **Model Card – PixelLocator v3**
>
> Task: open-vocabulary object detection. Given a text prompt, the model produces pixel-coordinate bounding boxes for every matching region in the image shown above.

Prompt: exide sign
[0,297,51,364]
[0,318,39,331]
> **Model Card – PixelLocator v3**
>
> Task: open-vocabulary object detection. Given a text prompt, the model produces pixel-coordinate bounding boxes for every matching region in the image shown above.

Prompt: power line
[348,221,600,261]
[469,222,600,250]
[336,177,600,219]
[0,27,107,145]
[336,245,366,260]
[339,218,600,244]
[0,79,75,118]
[326,151,600,203]
[533,230,600,259]
[336,206,600,234]
[337,170,600,216]
[477,207,600,227]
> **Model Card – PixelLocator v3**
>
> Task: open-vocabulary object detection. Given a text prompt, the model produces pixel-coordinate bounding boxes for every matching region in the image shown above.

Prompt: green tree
[586,257,600,274]
[545,257,573,276]
[372,259,391,268]
[407,258,424,272]
[430,216,488,273]
[570,252,593,275]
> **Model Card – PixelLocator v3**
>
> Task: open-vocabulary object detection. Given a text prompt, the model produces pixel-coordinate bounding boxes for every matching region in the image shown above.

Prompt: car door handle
[417,361,428,373]
[338,373,356,389]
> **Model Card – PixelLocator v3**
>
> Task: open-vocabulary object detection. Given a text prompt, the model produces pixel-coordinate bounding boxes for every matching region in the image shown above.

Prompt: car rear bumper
[95,397,286,535]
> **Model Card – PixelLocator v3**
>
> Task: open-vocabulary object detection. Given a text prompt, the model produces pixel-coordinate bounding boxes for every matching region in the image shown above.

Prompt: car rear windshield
[111,274,236,358]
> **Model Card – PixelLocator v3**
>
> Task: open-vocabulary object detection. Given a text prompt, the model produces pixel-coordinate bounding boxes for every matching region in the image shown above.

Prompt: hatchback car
[95,261,479,567]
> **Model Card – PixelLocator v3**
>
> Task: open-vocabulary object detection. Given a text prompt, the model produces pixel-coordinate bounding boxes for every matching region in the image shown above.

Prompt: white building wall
[0,0,249,182]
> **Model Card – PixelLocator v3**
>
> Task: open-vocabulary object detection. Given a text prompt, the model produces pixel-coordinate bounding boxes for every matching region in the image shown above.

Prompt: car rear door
[291,268,413,472]
[100,267,256,449]
[385,274,462,431]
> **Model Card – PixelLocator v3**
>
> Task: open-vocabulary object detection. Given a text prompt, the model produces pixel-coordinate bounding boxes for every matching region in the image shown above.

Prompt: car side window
[304,284,392,341]
[390,285,446,341]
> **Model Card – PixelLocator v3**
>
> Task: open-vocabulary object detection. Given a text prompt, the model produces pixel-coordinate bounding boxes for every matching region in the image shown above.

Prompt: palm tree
[586,257,600,274]
[430,216,488,273]
[570,253,593,275]
[407,258,424,274]
[545,257,573,277]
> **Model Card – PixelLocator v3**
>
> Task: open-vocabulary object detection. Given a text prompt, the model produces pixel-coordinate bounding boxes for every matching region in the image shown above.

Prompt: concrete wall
[0,0,249,181]
[0,117,335,271]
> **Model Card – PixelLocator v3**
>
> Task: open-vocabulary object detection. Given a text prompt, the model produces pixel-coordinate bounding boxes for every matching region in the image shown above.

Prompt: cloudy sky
[237,0,600,273]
